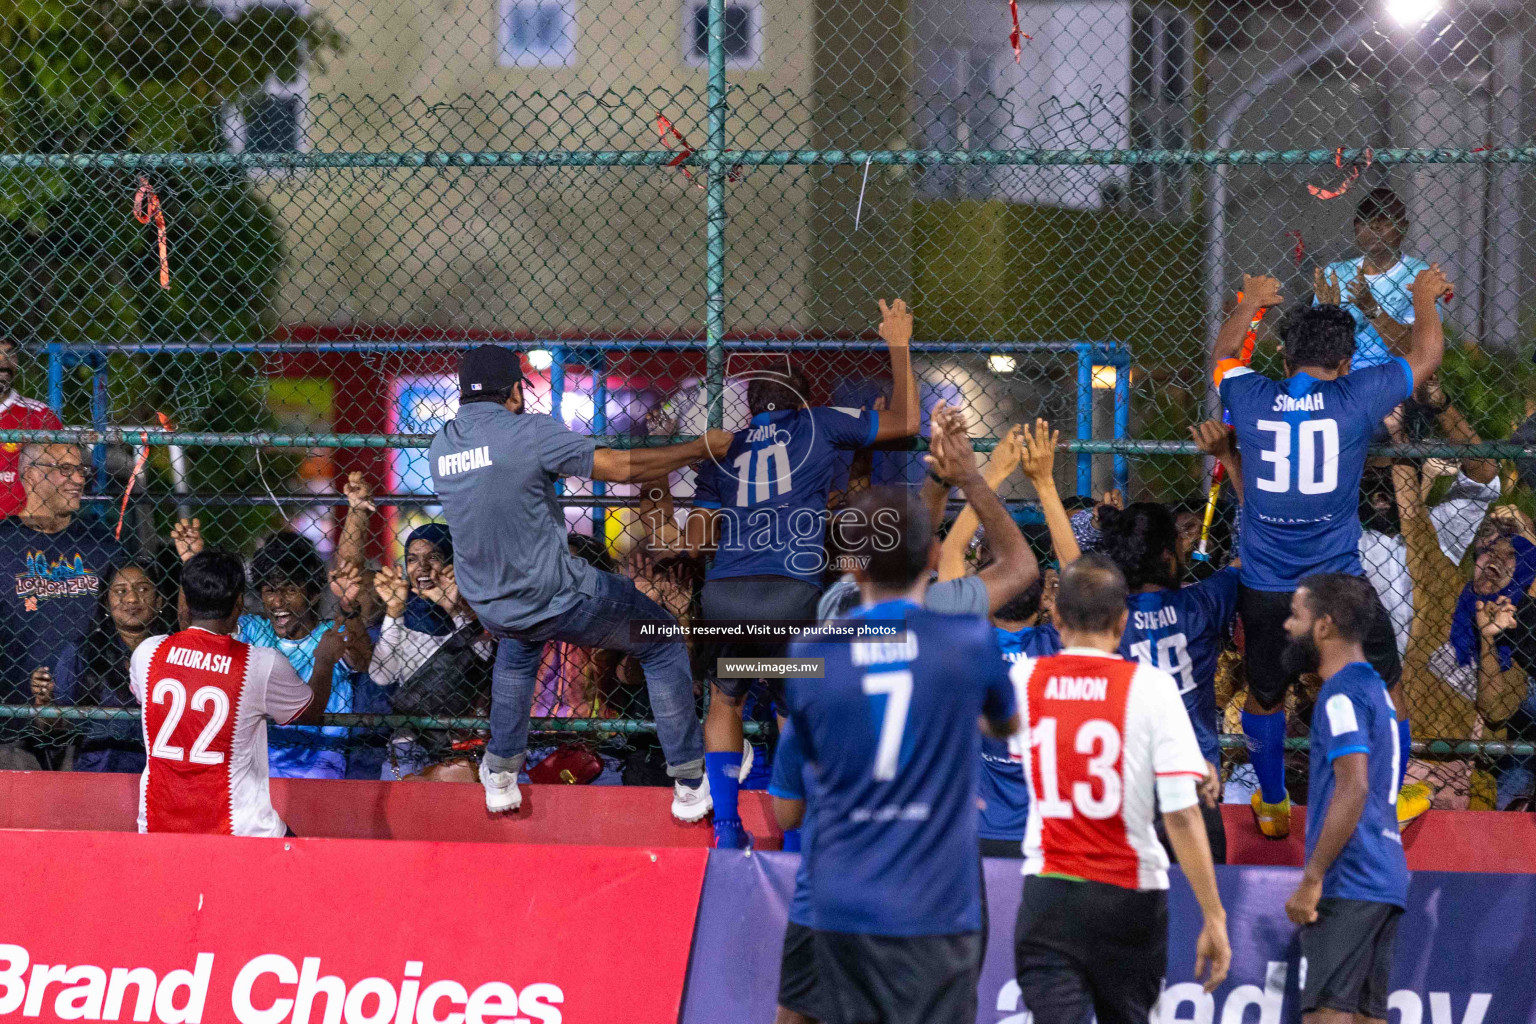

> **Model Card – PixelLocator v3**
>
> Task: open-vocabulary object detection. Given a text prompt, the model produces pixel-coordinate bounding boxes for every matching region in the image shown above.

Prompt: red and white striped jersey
[1008,647,1207,891]
[131,627,314,837]
[0,393,62,517]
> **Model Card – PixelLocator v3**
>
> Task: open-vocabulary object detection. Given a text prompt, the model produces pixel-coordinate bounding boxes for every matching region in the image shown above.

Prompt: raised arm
[937,424,1022,582]
[1475,597,1528,726]
[591,430,735,484]
[335,471,375,569]
[1402,265,1450,388]
[1191,420,1243,502]
[1019,419,1081,567]
[1212,275,1283,363]
[1346,274,1413,356]
[872,299,921,441]
[288,627,343,727]
[926,411,1038,611]
[1417,376,1496,485]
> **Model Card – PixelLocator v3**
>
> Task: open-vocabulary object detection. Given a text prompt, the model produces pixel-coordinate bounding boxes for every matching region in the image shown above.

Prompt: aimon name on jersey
[163,645,234,675]
[437,446,492,477]
[1271,393,1326,412]
[1043,675,1109,701]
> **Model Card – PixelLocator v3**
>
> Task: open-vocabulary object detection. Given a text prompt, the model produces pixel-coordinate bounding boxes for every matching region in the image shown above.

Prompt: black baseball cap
[459,346,524,398]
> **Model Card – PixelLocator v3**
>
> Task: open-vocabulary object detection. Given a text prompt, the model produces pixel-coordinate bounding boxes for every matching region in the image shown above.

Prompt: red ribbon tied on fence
[655,114,742,189]
[1009,0,1032,63]
[133,177,170,289]
[1286,229,1305,266]
[1307,147,1373,201]
[115,431,151,541]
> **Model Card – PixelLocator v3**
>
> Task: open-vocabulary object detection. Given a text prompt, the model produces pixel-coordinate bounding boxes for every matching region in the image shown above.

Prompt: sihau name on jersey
[437,446,492,477]
[1132,606,1179,631]
[1271,393,1326,412]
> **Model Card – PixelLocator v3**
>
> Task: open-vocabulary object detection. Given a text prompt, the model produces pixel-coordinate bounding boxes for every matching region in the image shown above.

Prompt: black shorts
[779,922,827,1020]
[979,837,1025,859]
[1300,898,1403,1019]
[1014,875,1168,1024]
[812,929,981,1024]
[702,576,822,700]
[1239,583,1401,709]
[1155,800,1227,866]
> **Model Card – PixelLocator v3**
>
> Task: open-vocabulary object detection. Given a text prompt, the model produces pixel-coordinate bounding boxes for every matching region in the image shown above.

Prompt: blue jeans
[485,570,704,778]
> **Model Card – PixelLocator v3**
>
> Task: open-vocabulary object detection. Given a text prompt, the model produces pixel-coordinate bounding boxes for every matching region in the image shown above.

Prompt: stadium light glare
[1092,365,1117,390]
[987,354,1017,374]
[527,348,554,371]
[1385,0,1441,27]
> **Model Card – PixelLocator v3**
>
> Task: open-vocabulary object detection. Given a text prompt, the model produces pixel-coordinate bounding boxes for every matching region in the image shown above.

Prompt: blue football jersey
[785,600,1015,936]
[695,406,879,584]
[1307,662,1409,907]
[1319,256,1438,370]
[768,718,813,927]
[1118,568,1238,765]
[1220,360,1413,590]
[979,624,1062,842]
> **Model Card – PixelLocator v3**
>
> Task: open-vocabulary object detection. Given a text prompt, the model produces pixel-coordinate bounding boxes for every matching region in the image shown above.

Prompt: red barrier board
[0,830,706,1024]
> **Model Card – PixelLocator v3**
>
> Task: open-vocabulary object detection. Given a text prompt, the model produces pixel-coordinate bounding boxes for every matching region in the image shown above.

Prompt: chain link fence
[0,0,1531,805]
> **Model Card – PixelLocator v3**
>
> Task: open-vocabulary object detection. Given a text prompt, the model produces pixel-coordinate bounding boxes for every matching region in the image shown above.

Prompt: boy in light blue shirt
[1316,187,1450,369]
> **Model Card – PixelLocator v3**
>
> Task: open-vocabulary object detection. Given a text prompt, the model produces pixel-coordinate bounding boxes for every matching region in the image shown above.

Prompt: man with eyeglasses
[0,340,64,518]
[0,443,124,769]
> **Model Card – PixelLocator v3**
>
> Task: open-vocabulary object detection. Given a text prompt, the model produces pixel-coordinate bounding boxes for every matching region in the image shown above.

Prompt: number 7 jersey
[1219,359,1413,590]
[131,627,315,837]
[1008,649,1208,891]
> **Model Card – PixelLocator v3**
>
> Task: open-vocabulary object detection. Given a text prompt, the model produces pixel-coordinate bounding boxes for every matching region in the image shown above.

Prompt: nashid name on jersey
[1043,675,1109,701]
[1132,607,1179,631]
[1271,393,1326,412]
[163,646,234,675]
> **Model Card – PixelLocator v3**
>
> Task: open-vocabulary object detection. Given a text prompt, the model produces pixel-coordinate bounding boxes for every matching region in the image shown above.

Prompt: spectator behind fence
[429,345,735,819]
[1450,514,1536,676]
[47,560,175,773]
[134,550,341,836]
[0,340,62,517]
[0,442,124,769]
[238,531,372,779]
[1316,187,1451,370]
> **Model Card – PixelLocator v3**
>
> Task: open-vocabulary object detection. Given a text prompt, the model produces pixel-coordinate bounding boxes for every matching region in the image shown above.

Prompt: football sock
[1397,718,1412,790]
[781,828,802,853]
[1242,709,1289,805]
[705,750,742,822]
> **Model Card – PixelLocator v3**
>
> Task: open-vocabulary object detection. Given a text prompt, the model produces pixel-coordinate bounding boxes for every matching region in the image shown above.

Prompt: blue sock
[705,751,742,823]
[781,828,802,853]
[1397,718,1412,790]
[1242,709,1288,805]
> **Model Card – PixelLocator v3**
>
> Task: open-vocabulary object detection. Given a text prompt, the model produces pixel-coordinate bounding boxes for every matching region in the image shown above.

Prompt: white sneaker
[738,740,755,783]
[479,760,522,813]
[672,773,712,822]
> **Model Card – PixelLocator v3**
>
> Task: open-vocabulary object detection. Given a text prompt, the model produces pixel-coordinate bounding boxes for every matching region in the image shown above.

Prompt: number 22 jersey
[1219,359,1413,591]
[1008,649,1207,891]
[131,627,315,837]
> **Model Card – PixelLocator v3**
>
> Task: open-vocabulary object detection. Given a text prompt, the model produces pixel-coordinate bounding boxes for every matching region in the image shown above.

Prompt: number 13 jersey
[131,627,314,837]
[1008,649,1207,891]
[1219,359,1413,590]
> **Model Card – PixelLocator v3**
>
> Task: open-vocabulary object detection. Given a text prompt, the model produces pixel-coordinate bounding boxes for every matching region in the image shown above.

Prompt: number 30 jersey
[131,627,315,837]
[694,405,878,584]
[1008,649,1207,891]
[1220,359,1413,590]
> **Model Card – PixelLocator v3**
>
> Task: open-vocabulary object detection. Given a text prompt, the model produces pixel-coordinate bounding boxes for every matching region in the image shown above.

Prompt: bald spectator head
[19,442,88,524]
[1055,553,1129,648]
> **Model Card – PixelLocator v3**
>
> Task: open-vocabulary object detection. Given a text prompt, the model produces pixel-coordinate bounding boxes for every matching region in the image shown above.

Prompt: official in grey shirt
[430,346,733,821]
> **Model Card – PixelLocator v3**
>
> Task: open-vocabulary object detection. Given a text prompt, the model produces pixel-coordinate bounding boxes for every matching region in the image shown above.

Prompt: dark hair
[182,550,249,620]
[77,560,174,704]
[1297,573,1379,643]
[1280,304,1357,370]
[994,573,1045,623]
[747,369,809,417]
[249,531,324,595]
[845,486,932,588]
[1097,503,1181,590]
[1355,186,1408,227]
[1055,553,1128,633]
[460,383,516,406]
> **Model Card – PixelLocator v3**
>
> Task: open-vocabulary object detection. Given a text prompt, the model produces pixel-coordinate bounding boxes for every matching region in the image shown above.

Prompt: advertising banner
[683,852,1536,1024]
[0,831,707,1024]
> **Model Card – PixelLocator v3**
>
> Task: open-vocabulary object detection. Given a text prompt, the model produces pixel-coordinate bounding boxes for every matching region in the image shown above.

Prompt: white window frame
[680,0,763,70]
[497,0,578,69]
[1128,2,1192,219]
[216,0,311,173]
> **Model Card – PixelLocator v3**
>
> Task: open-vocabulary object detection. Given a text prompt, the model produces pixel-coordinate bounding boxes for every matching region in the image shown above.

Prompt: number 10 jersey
[1219,358,1413,591]
[131,627,314,837]
[1008,649,1207,891]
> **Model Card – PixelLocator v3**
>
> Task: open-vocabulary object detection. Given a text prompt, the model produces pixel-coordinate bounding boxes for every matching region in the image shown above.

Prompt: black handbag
[390,624,493,717]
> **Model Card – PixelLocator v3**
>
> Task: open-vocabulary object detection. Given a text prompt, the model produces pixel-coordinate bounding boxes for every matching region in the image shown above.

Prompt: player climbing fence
[0,0,1531,804]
